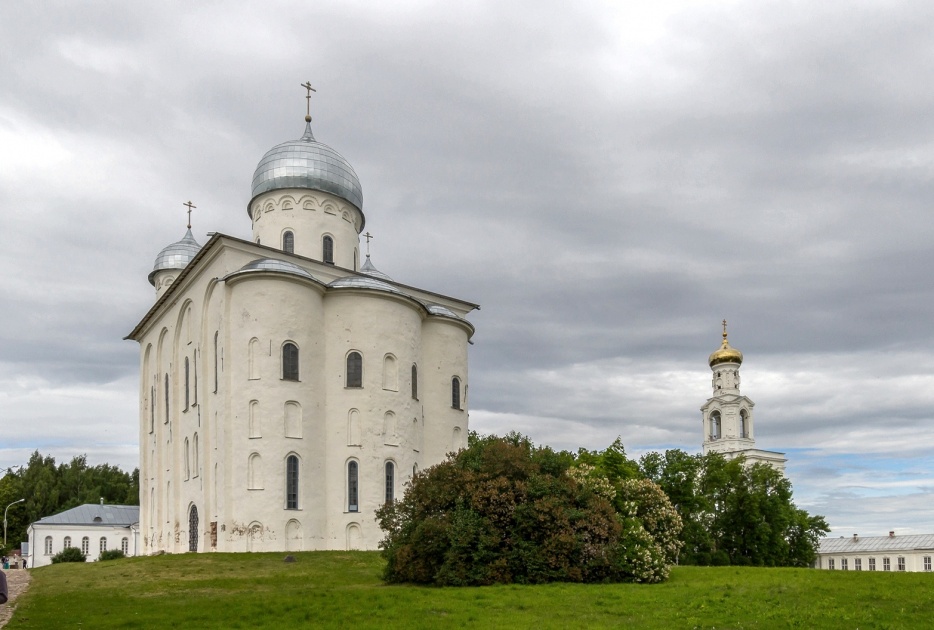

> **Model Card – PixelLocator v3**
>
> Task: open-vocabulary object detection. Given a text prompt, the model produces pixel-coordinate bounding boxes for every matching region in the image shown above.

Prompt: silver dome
[149,229,201,285]
[249,122,364,217]
[224,258,319,283]
[359,255,392,281]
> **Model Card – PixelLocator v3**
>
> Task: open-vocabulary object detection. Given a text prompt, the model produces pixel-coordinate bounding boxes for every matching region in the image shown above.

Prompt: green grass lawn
[7,552,932,629]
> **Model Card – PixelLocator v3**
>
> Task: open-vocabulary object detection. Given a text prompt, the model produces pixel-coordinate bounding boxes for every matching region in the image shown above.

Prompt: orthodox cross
[364,231,373,257]
[301,81,316,122]
[722,319,728,341]
[184,200,196,229]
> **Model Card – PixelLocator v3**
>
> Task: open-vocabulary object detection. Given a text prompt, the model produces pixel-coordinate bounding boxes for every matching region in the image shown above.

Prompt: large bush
[50,546,86,564]
[376,434,679,585]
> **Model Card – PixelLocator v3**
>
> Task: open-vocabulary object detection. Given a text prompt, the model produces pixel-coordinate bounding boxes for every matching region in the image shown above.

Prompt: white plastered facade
[129,123,476,555]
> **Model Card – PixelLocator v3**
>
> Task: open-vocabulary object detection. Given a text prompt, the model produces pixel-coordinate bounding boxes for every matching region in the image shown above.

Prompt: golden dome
[708,320,743,367]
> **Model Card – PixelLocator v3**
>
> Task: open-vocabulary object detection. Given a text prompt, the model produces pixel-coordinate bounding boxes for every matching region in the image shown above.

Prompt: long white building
[127,101,476,554]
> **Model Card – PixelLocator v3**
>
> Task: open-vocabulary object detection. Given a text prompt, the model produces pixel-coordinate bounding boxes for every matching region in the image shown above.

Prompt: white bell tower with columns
[700,321,786,472]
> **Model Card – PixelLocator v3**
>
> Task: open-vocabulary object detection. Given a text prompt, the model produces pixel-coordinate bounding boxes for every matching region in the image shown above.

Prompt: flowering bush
[377,434,680,585]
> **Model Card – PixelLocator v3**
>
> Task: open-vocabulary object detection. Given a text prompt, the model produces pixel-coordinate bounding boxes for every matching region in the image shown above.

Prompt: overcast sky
[2,0,933,537]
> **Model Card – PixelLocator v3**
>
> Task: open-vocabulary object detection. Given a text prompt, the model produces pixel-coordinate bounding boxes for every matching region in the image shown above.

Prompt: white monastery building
[701,322,786,471]
[815,533,934,572]
[127,97,477,554]
[26,504,140,568]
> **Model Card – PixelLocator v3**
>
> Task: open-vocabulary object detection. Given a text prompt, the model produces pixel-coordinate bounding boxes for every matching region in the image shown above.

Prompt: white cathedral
[127,101,476,553]
[700,322,786,471]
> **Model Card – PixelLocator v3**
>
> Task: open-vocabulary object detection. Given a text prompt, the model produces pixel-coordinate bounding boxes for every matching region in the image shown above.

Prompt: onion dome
[224,258,319,283]
[148,229,201,285]
[708,322,743,367]
[359,255,392,281]
[249,122,364,219]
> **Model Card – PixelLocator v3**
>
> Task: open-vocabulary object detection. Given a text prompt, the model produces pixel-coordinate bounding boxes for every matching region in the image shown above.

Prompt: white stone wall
[27,525,139,568]
[136,236,474,554]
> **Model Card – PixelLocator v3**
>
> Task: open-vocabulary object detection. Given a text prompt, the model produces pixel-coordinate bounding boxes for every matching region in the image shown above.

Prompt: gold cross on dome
[722,319,728,340]
[184,200,196,229]
[301,81,316,122]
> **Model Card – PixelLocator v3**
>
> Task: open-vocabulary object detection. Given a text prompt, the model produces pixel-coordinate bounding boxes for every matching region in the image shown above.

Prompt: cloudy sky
[3,0,933,537]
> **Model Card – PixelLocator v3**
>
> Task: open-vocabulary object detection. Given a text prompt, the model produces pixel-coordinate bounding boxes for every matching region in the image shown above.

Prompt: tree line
[0,451,139,555]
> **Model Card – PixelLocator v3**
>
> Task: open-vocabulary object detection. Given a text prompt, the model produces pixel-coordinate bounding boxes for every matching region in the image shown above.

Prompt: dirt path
[0,570,31,628]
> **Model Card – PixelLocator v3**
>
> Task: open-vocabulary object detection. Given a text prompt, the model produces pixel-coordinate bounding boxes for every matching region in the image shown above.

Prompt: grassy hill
[7,552,932,629]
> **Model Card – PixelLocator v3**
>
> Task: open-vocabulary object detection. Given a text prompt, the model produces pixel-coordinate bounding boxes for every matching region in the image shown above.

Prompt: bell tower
[700,321,786,471]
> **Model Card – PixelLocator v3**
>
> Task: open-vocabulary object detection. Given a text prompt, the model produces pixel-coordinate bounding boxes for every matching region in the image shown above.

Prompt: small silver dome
[249,122,364,218]
[360,255,392,281]
[149,229,201,285]
[224,258,319,283]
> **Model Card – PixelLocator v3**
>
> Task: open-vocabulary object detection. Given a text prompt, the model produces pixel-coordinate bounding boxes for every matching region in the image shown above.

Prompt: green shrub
[377,433,680,586]
[98,549,126,561]
[50,546,86,564]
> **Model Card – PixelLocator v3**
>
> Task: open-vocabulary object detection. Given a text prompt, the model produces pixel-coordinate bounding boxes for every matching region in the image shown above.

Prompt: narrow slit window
[323,235,334,264]
[411,364,418,400]
[346,352,362,388]
[385,461,394,504]
[184,357,190,410]
[348,461,359,512]
[286,455,299,509]
[282,343,299,381]
[451,377,461,409]
[283,230,294,253]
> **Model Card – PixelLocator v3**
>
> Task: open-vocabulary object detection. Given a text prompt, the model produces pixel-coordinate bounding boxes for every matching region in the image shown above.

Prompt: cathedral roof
[708,322,743,367]
[148,228,201,285]
[224,258,320,283]
[329,275,403,295]
[249,121,364,219]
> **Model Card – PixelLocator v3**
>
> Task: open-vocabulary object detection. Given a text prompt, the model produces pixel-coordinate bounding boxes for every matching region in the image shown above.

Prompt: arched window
[248,453,263,490]
[184,357,190,410]
[382,354,398,391]
[81,536,89,555]
[192,352,198,405]
[249,338,260,380]
[451,377,461,409]
[323,235,334,264]
[347,461,359,512]
[184,438,191,480]
[347,409,361,446]
[710,411,721,440]
[64,536,72,549]
[385,461,395,504]
[213,331,219,393]
[150,384,155,433]
[740,410,748,438]
[44,536,53,555]
[282,342,299,381]
[121,537,129,555]
[249,400,261,438]
[383,411,396,445]
[285,401,302,438]
[193,433,199,477]
[286,455,299,509]
[283,230,294,254]
[164,373,169,423]
[346,352,362,388]
[189,505,199,552]
[100,537,107,554]
[411,364,418,400]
